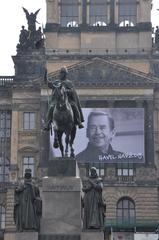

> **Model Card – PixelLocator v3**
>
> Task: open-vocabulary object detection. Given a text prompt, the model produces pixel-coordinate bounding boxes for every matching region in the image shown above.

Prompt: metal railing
[105,218,159,229]
[117,175,134,183]
[0,76,14,87]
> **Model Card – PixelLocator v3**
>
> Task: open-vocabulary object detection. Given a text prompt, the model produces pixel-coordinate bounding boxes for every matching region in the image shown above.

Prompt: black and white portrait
[50,108,145,163]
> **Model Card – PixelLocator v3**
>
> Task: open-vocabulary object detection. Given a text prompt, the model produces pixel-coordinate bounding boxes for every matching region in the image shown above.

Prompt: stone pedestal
[15,232,38,240]
[4,232,38,240]
[39,234,80,240]
[48,158,79,177]
[81,231,104,240]
[41,159,82,238]
[4,233,15,240]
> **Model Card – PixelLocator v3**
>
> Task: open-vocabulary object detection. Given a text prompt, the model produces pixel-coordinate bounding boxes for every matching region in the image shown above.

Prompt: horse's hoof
[53,141,59,148]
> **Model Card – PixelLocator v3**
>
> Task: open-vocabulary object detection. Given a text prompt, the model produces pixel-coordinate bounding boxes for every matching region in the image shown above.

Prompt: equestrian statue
[44,67,84,158]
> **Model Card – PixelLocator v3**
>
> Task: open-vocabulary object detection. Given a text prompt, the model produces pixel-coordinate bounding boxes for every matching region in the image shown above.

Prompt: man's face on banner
[87,115,115,151]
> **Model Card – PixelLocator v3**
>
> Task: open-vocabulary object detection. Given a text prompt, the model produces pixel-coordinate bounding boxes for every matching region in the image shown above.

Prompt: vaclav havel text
[98,153,143,161]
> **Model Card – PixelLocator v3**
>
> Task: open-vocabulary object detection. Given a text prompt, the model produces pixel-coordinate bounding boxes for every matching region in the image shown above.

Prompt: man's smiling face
[87,115,115,152]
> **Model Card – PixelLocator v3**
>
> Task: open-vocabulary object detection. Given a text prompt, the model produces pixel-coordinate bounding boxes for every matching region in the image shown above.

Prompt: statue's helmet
[24,168,32,179]
[90,167,98,177]
[60,66,68,75]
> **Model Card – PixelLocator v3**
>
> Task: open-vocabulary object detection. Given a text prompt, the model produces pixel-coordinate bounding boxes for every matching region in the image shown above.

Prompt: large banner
[50,108,145,163]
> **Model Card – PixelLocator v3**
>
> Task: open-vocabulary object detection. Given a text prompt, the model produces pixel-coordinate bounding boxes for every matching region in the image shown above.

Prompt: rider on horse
[44,66,84,131]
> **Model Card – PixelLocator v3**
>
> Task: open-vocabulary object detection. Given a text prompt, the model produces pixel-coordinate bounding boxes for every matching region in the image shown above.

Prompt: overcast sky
[0,0,159,76]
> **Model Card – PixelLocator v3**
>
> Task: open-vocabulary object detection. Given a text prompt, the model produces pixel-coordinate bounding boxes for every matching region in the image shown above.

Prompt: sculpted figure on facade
[82,167,106,230]
[14,169,42,232]
[17,8,44,51]
[155,26,159,50]
[22,7,40,33]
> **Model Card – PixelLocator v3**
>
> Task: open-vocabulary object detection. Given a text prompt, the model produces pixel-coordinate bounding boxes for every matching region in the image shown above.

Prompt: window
[117,197,135,224]
[0,111,11,138]
[0,111,11,183]
[89,0,107,26]
[118,0,137,27]
[23,112,35,130]
[22,156,35,178]
[60,0,79,27]
[0,205,5,229]
[117,163,134,182]
[0,157,9,182]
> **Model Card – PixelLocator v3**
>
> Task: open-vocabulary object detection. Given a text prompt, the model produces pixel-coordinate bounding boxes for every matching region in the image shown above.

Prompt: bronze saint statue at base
[14,169,42,232]
[82,167,106,230]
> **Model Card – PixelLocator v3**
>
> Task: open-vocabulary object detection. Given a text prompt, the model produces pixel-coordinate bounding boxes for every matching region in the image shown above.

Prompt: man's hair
[87,111,115,131]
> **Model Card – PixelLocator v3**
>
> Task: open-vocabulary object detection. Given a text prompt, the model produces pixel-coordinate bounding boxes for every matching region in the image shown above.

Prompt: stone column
[5,188,15,232]
[109,0,115,26]
[10,111,18,166]
[145,100,154,165]
[10,110,19,182]
[82,0,87,26]
[4,187,16,240]
[46,0,59,24]
[138,0,151,23]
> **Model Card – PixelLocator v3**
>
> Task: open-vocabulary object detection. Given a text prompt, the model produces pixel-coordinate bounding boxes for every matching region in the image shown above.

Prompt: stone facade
[0,0,159,240]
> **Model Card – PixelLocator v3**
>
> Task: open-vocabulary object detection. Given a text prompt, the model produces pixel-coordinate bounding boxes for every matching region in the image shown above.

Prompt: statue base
[4,232,38,240]
[41,176,81,235]
[48,157,79,177]
[41,159,81,236]
[39,234,80,240]
[81,231,104,240]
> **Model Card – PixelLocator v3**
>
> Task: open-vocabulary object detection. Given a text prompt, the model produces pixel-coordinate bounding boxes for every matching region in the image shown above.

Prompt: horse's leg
[57,131,64,157]
[53,128,59,148]
[70,125,76,158]
[64,131,70,157]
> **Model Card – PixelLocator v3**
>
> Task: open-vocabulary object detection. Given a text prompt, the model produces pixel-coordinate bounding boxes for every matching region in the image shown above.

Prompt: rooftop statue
[17,8,44,51]
[22,7,40,32]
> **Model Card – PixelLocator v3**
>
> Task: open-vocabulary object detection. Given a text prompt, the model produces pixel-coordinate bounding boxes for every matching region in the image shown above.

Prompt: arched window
[89,0,107,26]
[0,205,5,230]
[60,0,79,27]
[118,0,137,27]
[117,197,135,224]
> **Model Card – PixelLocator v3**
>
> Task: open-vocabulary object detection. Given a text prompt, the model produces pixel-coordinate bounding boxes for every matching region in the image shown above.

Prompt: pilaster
[109,0,115,26]
[5,188,15,232]
[145,100,154,165]
[10,111,19,168]
[46,0,59,24]
[139,0,151,23]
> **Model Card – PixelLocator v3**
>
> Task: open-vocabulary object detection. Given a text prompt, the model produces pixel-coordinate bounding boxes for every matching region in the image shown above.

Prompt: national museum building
[0,0,159,240]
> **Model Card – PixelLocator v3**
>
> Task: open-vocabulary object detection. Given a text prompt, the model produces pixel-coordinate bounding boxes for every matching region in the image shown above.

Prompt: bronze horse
[52,82,76,158]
